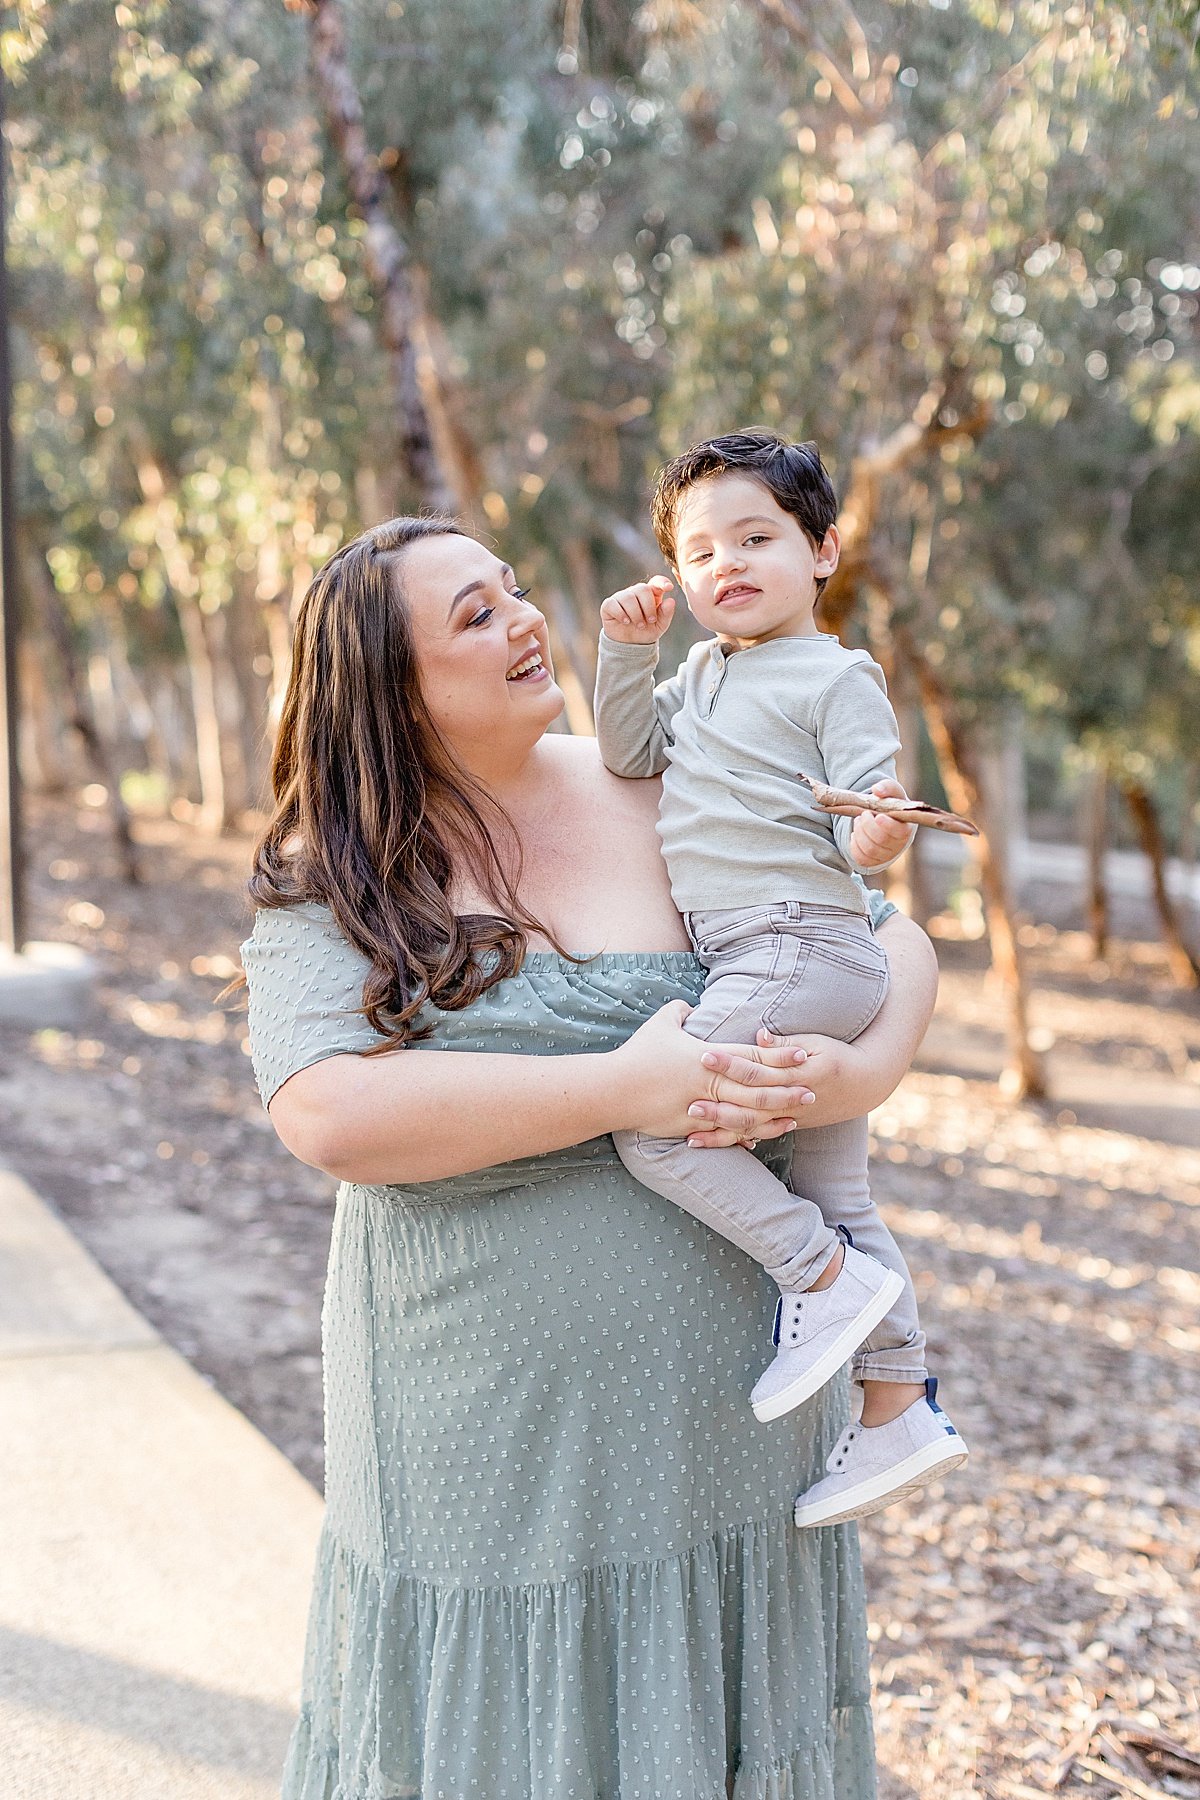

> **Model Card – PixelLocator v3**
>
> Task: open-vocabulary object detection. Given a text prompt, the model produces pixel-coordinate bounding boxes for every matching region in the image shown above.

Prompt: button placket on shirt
[703,643,730,717]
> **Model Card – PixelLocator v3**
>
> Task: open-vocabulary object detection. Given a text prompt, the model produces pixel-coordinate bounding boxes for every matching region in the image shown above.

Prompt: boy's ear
[814,524,841,577]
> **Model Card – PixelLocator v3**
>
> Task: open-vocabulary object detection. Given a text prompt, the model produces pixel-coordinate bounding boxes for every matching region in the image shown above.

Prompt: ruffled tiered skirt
[284,1509,874,1800]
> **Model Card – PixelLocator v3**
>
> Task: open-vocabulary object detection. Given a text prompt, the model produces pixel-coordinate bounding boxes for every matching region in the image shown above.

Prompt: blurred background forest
[3,11,1200,1795]
[5,0,1200,1096]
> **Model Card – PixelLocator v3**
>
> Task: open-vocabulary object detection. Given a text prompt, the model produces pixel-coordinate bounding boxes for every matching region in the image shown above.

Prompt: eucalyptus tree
[6,0,370,826]
[651,0,1200,1090]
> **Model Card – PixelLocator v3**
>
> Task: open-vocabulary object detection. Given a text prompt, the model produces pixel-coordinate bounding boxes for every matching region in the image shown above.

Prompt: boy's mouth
[715,584,760,606]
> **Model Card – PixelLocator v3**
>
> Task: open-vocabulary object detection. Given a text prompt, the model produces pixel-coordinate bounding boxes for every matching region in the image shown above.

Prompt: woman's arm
[268,999,816,1186]
[683,912,938,1144]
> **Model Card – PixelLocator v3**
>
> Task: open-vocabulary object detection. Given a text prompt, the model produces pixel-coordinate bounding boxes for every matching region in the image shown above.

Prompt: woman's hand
[610,1001,816,1143]
[671,911,940,1144]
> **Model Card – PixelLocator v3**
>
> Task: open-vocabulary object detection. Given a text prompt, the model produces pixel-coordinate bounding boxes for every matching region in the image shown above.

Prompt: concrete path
[0,1165,323,1799]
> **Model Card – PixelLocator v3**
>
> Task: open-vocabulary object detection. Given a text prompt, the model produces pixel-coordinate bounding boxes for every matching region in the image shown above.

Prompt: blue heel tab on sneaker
[771,1294,783,1347]
[925,1375,960,1436]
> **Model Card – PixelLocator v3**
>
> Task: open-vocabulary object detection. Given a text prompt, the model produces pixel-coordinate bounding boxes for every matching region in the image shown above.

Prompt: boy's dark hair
[651,429,839,596]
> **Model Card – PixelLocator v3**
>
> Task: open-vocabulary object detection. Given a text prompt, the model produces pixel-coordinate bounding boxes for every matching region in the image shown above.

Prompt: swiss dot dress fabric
[242,904,878,1800]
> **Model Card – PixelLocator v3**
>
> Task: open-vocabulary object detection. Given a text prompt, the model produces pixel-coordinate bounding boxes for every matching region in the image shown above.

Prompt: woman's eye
[467,605,495,628]
[511,586,532,600]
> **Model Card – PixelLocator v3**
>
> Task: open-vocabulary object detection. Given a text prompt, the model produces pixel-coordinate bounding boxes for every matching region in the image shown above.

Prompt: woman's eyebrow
[448,565,513,621]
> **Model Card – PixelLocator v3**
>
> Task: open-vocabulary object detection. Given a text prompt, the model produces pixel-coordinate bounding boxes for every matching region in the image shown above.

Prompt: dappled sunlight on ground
[864,1001,1199,1799]
[2,797,1198,1798]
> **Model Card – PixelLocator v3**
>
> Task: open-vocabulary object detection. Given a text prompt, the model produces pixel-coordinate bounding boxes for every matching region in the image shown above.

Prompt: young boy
[593,429,967,1527]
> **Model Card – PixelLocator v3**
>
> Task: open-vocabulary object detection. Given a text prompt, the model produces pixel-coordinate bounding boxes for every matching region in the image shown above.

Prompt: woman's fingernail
[687,1136,702,1148]
[800,1091,816,1104]
[700,1053,719,1068]
[688,1104,705,1118]
[785,1120,798,1131]
[792,1049,807,1063]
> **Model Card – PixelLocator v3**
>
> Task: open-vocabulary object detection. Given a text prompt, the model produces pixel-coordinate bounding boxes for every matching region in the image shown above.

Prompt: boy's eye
[744,534,769,546]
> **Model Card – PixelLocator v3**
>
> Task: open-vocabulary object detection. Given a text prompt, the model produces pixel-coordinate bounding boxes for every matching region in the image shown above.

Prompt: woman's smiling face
[398,532,564,764]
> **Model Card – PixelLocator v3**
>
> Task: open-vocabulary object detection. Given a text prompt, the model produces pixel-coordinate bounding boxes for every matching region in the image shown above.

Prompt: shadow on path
[0,1623,296,1780]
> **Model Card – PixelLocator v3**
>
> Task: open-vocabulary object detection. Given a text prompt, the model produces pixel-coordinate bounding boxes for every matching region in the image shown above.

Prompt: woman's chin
[508,670,565,717]
[541,680,568,724]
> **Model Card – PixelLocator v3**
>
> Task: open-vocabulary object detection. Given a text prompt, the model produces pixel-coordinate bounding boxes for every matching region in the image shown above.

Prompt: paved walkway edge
[0,1163,324,1800]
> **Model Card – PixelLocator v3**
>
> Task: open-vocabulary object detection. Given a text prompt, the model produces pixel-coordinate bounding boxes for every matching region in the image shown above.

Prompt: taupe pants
[615,901,927,1384]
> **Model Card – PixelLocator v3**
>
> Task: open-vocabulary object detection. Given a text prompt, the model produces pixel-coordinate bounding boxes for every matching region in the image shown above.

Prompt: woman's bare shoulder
[546,732,662,811]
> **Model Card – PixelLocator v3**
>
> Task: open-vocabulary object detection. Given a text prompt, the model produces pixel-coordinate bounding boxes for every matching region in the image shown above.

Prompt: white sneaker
[793,1377,969,1528]
[750,1245,905,1422]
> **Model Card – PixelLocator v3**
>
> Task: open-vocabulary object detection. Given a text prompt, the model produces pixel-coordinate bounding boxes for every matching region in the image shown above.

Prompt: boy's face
[672,472,839,647]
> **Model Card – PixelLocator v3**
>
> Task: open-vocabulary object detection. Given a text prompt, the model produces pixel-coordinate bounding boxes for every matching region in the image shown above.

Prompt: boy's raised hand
[600,576,675,645]
[848,778,917,870]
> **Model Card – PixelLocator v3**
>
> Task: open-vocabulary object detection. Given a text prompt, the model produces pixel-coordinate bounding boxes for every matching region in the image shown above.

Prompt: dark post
[0,67,24,956]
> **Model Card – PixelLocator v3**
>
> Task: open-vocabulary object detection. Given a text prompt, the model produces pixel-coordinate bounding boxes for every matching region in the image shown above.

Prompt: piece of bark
[1074,1754,1176,1799]
[1116,1726,1200,1779]
[797,772,981,835]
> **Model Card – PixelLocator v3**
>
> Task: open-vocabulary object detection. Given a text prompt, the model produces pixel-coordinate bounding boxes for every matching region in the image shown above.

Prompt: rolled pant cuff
[767,1229,842,1295]
[851,1355,929,1384]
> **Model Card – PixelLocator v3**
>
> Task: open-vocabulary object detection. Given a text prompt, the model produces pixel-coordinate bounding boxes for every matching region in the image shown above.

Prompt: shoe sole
[751,1267,906,1422]
[793,1438,969,1528]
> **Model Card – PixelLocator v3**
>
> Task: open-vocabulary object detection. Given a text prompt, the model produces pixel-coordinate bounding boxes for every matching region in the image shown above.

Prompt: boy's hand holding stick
[798,772,980,837]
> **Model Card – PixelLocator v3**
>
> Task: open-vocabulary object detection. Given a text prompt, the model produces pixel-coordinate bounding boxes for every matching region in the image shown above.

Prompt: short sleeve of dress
[240,904,385,1108]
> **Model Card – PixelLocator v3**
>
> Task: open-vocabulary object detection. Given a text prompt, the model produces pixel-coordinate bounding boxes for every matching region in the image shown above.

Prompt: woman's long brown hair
[248,515,572,1049]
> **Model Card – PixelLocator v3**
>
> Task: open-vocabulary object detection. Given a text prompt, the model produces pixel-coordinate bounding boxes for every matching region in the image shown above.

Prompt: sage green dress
[242,904,880,1800]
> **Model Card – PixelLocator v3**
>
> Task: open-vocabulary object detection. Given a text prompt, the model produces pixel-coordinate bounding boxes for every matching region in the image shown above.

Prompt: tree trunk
[206,600,255,823]
[17,631,71,793]
[889,689,932,926]
[896,629,1047,1099]
[1084,764,1109,962]
[128,438,228,834]
[19,533,141,882]
[173,595,228,834]
[1121,781,1200,987]
[301,0,457,513]
[557,537,604,689]
[817,390,992,640]
[409,262,487,520]
[543,594,595,737]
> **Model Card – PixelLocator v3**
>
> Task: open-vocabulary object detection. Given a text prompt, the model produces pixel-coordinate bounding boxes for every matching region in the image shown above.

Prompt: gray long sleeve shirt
[594,630,911,915]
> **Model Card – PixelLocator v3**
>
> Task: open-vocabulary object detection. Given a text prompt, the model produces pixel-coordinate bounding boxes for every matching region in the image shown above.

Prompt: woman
[242,516,937,1800]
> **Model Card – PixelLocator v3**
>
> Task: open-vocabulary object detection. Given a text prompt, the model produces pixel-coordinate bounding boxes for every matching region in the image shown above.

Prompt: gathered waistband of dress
[346,1139,628,1207]
[516,948,698,973]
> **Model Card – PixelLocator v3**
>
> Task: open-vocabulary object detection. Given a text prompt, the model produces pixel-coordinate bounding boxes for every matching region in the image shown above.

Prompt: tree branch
[289,0,456,513]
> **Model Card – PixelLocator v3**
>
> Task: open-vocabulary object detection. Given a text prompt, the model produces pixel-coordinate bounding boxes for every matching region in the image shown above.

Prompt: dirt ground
[2,793,1198,1800]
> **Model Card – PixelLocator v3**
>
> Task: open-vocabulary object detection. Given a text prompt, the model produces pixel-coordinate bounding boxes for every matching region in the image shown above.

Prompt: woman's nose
[510,596,545,634]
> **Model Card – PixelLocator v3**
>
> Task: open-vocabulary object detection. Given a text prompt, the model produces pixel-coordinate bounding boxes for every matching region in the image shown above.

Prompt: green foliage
[5,0,1198,833]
